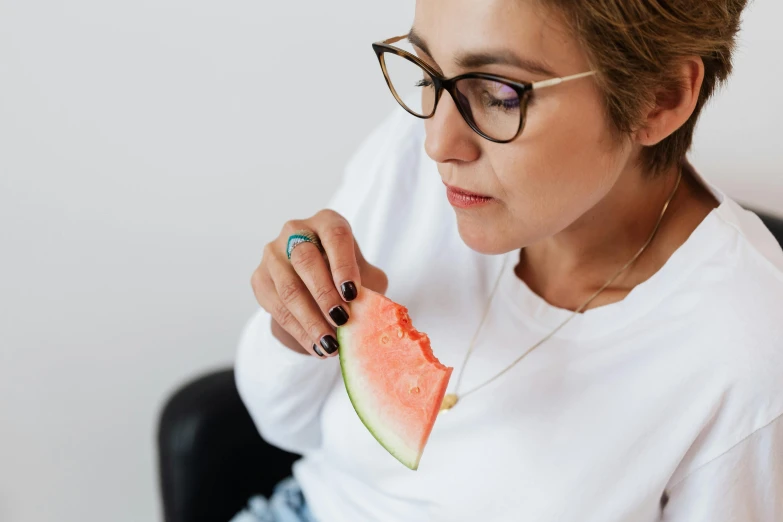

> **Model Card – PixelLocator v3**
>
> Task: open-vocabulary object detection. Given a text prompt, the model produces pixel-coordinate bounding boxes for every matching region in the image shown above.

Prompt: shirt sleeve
[662,413,783,522]
[234,106,412,455]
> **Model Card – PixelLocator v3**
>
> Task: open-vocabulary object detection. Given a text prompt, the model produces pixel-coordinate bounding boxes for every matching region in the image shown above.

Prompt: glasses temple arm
[381,34,409,45]
[531,70,596,90]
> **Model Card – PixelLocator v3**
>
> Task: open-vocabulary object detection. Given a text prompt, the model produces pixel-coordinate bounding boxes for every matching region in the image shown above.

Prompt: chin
[455,219,513,256]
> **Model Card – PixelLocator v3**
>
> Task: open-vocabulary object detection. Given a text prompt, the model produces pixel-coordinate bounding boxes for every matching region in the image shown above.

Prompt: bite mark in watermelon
[337,288,453,470]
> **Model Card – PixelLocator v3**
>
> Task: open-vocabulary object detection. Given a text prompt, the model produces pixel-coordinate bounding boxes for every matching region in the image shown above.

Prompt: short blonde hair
[542,0,748,174]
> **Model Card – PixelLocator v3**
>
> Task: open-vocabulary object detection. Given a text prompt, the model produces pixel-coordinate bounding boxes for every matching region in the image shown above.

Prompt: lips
[443,181,494,209]
[441,181,491,199]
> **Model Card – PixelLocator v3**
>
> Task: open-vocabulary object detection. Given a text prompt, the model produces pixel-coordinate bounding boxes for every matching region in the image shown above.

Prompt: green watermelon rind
[336,325,422,471]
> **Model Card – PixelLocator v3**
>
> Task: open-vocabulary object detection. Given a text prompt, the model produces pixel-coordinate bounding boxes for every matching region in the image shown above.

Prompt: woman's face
[413,0,636,254]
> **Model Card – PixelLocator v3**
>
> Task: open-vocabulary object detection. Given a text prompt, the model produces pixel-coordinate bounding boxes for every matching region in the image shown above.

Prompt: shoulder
[692,197,783,343]
[666,196,783,482]
[692,196,783,396]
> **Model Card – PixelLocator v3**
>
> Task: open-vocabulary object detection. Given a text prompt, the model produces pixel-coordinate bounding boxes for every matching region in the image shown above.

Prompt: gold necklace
[440,170,683,413]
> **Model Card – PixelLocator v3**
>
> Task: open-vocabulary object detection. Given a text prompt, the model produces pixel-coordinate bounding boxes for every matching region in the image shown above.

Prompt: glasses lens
[381,51,436,117]
[454,78,522,141]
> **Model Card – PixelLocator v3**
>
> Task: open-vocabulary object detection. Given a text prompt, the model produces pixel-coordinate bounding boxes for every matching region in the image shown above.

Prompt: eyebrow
[407,27,556,78]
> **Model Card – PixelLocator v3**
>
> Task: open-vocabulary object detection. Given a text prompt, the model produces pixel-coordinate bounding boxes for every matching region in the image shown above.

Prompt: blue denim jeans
[229,476,318,522]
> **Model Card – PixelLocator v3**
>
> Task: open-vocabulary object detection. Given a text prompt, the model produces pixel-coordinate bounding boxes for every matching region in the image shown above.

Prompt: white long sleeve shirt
[235,100,783,522]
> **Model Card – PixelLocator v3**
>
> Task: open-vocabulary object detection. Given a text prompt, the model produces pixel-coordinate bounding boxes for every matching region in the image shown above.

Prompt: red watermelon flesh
[336,288,453,470]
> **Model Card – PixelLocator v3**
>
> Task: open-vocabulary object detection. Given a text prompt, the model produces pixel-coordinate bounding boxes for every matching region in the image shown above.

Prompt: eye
[479,88,521,112]
[486,95,521,111]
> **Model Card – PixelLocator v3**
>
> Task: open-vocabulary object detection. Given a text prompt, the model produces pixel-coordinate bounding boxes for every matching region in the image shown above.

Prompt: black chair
[157,210,783,522]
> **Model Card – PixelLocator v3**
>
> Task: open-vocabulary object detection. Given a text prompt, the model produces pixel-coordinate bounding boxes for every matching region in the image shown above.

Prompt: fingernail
[313,344,325,357]
[320,335,339,355]
[341,281,357,302]
[329,305,349,326]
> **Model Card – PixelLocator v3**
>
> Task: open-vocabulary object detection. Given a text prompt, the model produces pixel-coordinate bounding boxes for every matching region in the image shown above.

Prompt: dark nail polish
[341,281,357,302]
[320,335,339,355]
[329,305,349,326]
[313,344,324,357]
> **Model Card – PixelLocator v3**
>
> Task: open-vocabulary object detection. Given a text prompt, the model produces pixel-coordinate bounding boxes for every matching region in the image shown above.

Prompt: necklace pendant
[440,393,459,412]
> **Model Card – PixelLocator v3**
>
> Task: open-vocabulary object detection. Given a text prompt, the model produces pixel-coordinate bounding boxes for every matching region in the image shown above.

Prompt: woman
[233,0,783,520]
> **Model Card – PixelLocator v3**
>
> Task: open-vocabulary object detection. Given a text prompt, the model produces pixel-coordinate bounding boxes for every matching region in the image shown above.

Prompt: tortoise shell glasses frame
[372,34,597,144]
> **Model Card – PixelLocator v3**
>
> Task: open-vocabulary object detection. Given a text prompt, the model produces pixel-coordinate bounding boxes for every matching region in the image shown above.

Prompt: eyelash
[413,78,537,109]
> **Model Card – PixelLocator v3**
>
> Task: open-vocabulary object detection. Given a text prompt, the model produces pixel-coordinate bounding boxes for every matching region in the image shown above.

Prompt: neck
[515,160,717,312]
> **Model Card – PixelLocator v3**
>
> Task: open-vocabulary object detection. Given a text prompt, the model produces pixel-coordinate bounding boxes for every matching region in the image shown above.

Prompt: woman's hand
[251,209,389,358]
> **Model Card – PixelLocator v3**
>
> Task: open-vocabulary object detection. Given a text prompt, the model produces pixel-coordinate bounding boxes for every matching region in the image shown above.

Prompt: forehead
[412,0,582,74]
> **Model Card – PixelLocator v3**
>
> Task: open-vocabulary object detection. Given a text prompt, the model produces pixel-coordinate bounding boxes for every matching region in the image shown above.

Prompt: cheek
[492,93,626,237]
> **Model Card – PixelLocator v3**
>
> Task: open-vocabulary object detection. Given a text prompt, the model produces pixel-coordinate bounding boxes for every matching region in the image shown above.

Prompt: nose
[423,90,481,165]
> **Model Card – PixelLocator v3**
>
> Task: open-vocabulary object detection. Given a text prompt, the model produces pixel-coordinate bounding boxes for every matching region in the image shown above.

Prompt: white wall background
[0,1,780,521]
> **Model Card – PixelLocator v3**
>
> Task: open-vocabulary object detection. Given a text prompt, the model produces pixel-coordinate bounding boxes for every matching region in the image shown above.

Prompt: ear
[635,57,705,146]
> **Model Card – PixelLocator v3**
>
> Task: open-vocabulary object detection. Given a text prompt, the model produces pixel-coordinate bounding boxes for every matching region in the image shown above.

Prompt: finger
[311,209,361,302]
[251,262,326,359]
[288,237,352,330]
[268,250,341,357]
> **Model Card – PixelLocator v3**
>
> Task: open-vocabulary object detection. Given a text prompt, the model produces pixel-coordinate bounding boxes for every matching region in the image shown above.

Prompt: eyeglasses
[372,34,596,143]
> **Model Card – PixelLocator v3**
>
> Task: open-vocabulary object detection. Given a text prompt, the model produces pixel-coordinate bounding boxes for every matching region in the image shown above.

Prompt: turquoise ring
[286,230,324,261]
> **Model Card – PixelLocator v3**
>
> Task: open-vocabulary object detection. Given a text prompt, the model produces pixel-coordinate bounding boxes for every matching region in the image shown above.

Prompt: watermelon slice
[337,288,453,470]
